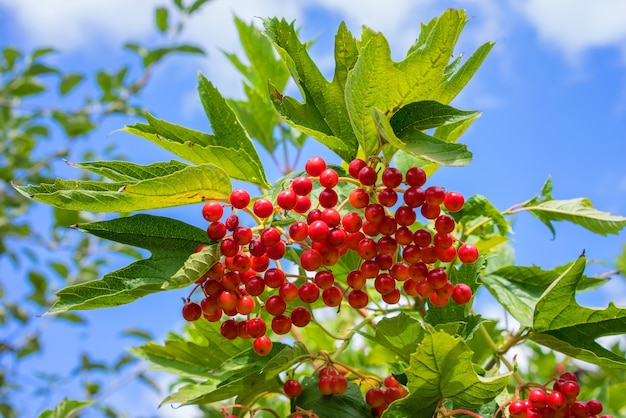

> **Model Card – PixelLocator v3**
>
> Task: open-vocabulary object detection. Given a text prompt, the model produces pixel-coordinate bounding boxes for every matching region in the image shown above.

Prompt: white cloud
[518,0,626,62]
[0,0,158,51]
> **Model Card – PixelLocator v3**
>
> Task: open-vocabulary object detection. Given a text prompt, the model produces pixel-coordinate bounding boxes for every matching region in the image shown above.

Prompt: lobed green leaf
[530,256,626,368]
[12,163,231,212]
[47,215,209,313]
[384,330,510,417]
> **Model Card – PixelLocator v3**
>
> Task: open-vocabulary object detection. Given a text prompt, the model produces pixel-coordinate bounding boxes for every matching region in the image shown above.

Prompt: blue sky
[2,0,626,416]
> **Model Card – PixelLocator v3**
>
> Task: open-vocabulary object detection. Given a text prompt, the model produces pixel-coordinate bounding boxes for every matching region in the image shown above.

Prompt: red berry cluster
[182,156,478,355]
[365,375,409,417]
[508,372,612,418]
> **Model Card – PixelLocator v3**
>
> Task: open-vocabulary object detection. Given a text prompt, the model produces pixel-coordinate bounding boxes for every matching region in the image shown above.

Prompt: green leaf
[163,342,300,405]
[38,398,93,418]
[164,243,220,289]
[523,197,626,237]
[196,74,270,187]
[68,159,190,182]
[24,63,58,76]
[123,111,269,187]
[345,10,484,158]
[47,215,210,313]
[52,111,94,137]
[7,77,46,96]
[173,0,184,10]
[360,313,425,363]
[482,261,608,327]
[390,101,480,133]
[372,108,472,167]
[188,0,210,14]
[295,376,372,418]
[13,163,231,212]
[263,18,359,161]
[59,73,84,95]
[131,319,248,378]
[143,45,204,68]
[529,256,626,368]
[3,47,22,69]
[384,330,510,417]
[155,7,168,32]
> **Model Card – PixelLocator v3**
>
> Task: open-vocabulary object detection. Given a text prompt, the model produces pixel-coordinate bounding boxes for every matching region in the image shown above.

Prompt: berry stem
[477,323,526,385]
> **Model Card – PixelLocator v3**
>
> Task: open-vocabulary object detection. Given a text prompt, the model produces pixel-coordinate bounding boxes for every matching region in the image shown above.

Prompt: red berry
[250,255,269,272]
[366,388,385,407]
[236,295,256,315]
[364,203,385,224]
[218,290,238,310]
[356,238,377,260]
[443,191,464,212]
[404,187,425,208]
[560,381,580,398]
[265,295,287,316]
[232,253,251,272]
[451,283,472,305]
[374,273,396,295]
[264,268,285,288]
[298,282,320,303]
[587,400,603,415]
[508,400,526,417]
[289,221,309,241]
[436,245,457,262]
[300,249,322,271]
[233,226,253,245]
[413,229,432,247]
[348,159,367,178]
[358,166,377,186]
[322,286,343,307]
[253,336,272,356]
[428,291,448,307]
[305,156,326,176]
[277,188,297,210]
[271,314,292,334]
[207,221,227,240]
[405,167,426,187]
[434,214,456,233]
[225,214,239,231]
[384,387,403,404]
[319,188,338,208]
[265,241,286,260]
[314,270,335,289]
[202,201,224,222]
[382,167,403,188]
[427,268,448,289]
[291,176,313,196]
[319,168,339,188]
[318,374,333,395]
[349,188,370,208]
[458,243,479,264]
[384,376,399,388]
[260,227,281,247]
[424,186,445,205]
[220,319,238,340]
[246,317,267,338]
[342,212,363,233]
[291,306,312,327]
[346,270,366,290]
[330,375,348,394]
[420,203,441,219]
[182,302,202,321]
[279,282,298,302]
[321,208,341,227]
[284,379,303,398]
[395,206,416,226]
[547,390,565,410]
[294,195,312,213]
[230,189,250,209]
[378,188,398,207]
[347,289,368,308]
[382,288,401,304]
[308,220,330,242]
[245,275,265,296]
[253,198,274,218]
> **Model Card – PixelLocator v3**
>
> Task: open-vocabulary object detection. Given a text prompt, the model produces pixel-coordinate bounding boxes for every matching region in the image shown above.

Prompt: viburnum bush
[13,10,626,418]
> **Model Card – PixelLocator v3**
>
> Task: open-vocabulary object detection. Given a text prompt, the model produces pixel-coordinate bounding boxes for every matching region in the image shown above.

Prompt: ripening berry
[443,191,464,212]
[284,379,303,398]
[253,336,273,356]
[348,159,367,178]
[458,243,479,264]
[182,302,202,321]
[230,189,250,209]
[305,156,326,176]
[202,201,224,222]
[452,284,472,305]
[366,388,385,407]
